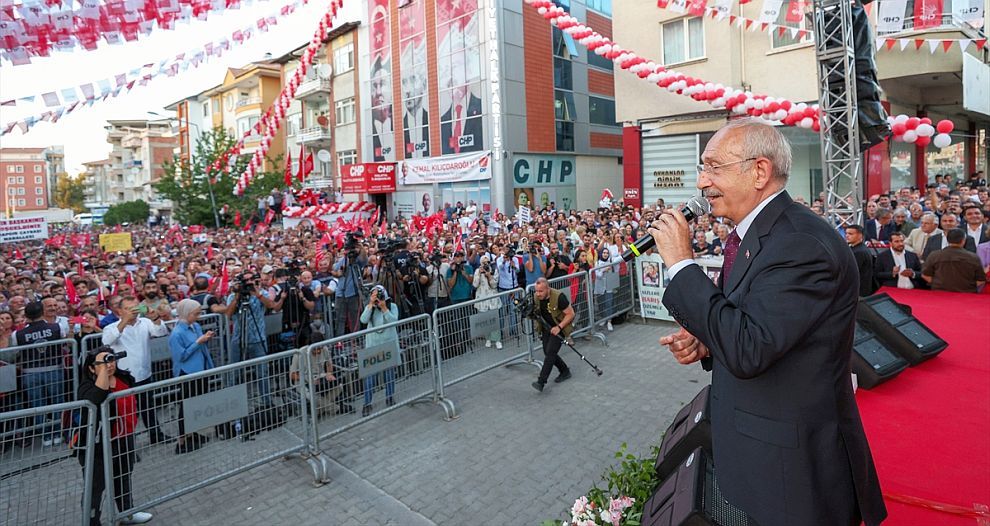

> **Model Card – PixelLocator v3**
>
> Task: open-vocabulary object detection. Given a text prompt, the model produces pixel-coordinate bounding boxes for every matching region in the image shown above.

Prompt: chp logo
[349,164,367,177]
[478,154,490,174]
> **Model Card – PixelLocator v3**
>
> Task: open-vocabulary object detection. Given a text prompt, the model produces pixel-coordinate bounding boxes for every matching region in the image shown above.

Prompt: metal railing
[1,400,97,526]
[0,338,78,417]
[589,260,635,331]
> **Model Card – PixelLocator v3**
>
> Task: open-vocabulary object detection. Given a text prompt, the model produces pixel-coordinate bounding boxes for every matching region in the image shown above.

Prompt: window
[5,166,13,173]
[287,113,302,136]
[33,165,42,173]
[6,176,13,182]
[337,149,357,173]
[17,176,24,184]
[589,97,618,126]
[203,102,210,117]
[556,121,574,152]
[35,187,43,195]
[333,43,354,73]
[662,17,705,65]
[553,28,578,59]
[6,188,14,195]
[213,98,221,113]
[17,187,25,195]
[335,97,355,125]
[771,4,812,48]
[555,90,577,121]
[225,94,233,110]
[554,58,573,90]
[587,49,614,70]
[17,199,25,206]
[237,116,260,138]
[35,176,42,184]
[36,198,44,206]
[15,165,24,173]
[586,0,612,15]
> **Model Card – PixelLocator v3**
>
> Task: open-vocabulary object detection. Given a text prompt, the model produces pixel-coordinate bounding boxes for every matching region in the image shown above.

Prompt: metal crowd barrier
[304,314,453,444]
[432,288,539,413]
[527,272,606,347]
[589,260,635,335]
[1,400,97,526]
[0,338,78,416]
[97,350,329,525]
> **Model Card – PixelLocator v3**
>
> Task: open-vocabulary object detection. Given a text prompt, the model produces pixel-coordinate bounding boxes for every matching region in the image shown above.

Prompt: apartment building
[0,147,50,214]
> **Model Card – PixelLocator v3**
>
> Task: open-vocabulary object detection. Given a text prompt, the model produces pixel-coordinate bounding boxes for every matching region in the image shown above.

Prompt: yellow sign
[99,233,133,252]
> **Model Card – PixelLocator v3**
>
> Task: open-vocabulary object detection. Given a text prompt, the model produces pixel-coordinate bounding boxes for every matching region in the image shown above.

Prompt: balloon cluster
[888,115,954,148]
[217,0,343,195]
[526,0,821,130]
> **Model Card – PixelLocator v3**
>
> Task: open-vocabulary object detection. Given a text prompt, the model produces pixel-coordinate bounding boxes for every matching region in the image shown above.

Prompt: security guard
[530,277,574,392]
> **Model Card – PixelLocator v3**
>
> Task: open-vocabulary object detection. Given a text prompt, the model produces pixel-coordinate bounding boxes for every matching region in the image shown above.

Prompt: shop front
[340,162,398,212]
[391,150,493,218]
[510,153,577,213]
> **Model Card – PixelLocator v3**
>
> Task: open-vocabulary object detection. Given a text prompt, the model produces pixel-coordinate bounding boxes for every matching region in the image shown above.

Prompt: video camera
[512,293,536,318]
[94,350,127,365]
[231,274,255,295]
[345,232,364,261]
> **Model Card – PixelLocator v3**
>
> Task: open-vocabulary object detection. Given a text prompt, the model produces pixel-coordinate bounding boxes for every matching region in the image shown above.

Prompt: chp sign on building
[341,162,398,194]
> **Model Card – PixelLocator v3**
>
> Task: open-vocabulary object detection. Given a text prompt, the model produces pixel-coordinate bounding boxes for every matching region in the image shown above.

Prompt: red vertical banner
[785,0,805,23]
[622,126,643,208]
[913,0,943,29]
[369,0,395,162]
[865,142,891,197]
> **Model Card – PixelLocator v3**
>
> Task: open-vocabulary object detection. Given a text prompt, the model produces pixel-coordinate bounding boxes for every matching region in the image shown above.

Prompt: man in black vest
[14,301,67,446]
[531,278,574,393]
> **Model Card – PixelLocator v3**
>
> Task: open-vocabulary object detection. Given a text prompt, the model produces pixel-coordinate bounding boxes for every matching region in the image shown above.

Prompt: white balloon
[647,73,661,83]
[775,109,788,121]
[712,97,726,108]
[886,116,895,125]
[800,117,813,129]
[894,114,909,124]
[916,124,935,137]
[902,130,918,143]
[932,133,952,148]
[796,102,808,112]
[754,99,765,110]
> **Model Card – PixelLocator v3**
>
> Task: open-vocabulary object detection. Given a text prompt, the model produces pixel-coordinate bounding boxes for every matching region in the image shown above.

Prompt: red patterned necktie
[721,230,741,286]
[452,104,463,153]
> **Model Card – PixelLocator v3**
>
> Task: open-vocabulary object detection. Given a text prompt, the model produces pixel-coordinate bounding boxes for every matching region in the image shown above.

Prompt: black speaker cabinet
[851,322,910,389]
[644,447,757,526]
[656,386,712,481]
[858,293,947,365]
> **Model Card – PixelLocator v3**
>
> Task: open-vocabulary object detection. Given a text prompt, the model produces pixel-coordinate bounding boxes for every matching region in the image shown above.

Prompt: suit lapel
[725,192,793,296]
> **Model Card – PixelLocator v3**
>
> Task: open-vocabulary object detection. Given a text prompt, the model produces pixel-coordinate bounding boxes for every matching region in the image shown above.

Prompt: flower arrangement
[564,495,635,526]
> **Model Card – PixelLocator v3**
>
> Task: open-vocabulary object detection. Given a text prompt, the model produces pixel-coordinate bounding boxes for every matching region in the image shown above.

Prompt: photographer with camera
[102,295,170,444]
[271,268,317,346]
[222,271,278,406]
[445,251,474,305]
[529,277,574,393]
[472,256,502,349]
[332,235,368,339]
[424,251,450,315]
[360,285,400,417]
[523,241,548,287]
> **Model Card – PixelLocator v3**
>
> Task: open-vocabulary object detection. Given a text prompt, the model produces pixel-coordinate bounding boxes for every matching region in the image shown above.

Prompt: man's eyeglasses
[696,157,758,175]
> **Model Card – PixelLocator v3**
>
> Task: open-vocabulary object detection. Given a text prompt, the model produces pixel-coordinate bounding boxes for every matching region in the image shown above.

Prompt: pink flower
[571,496,589,517]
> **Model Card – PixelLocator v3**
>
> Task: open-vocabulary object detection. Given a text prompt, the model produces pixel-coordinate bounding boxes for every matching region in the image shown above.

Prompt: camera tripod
[526,299,604,377]
[377,257,425,318]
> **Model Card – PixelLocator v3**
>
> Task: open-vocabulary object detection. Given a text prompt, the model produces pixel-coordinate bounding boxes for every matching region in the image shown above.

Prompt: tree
[103,200,150,226]
[154,127,289,227]
[52,173,86,212]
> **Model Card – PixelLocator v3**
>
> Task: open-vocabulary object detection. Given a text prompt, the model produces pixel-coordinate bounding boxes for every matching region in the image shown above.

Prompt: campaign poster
[399,0,430,158]
[369,0,395,161]
[437,0,484,155]
[635,253,673,321]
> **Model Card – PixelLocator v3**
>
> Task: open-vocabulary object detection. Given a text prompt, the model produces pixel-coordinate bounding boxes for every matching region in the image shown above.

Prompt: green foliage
[53,173,86,213]
[154,127,289,227]
[103,200,150,226]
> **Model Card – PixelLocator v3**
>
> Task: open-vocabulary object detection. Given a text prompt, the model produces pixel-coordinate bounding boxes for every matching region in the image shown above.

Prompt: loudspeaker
[656,386,712,481]
[851,322,910,389]
[644,447,757,526]
[858,293,947,365]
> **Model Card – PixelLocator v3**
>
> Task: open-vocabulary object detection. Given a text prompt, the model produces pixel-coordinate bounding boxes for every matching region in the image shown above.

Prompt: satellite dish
[317,64,333,79]
[316,115,330,127]
[317,149,331,162]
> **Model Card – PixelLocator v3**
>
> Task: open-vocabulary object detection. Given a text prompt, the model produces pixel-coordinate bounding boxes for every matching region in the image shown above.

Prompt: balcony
[294,78,331,101]
[235,97,263,114]
[295,126,331,145]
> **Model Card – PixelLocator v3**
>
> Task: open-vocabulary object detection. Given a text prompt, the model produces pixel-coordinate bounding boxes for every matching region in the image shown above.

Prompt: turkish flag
[786,0,804,23]
[65,276,80,305]
[913,0,943,29]
[299,149,314,183]
[234,210,242,227]
[284,149,293,187]
[264,209,275,225]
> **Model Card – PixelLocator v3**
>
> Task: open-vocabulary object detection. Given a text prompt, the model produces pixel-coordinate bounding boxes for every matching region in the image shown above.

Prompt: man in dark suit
[648,119,886,526]
[440,88,483,155]
[923,213,976,260]
[874,231,924,289]
[864,208,894,242]
[962,205,990,246]
[846,224,878,296]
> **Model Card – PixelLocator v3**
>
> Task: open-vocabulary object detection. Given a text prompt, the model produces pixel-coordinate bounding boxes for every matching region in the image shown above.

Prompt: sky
[0,0,361,175]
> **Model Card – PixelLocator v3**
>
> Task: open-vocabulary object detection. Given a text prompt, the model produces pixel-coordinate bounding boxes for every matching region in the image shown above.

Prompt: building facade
[0,147,50,215]
[164,95,210,175]
[357,0,623,216]
[44,146,66,206]
[614,2,989,207]
[104,120,177,216]
[82,159,112,213]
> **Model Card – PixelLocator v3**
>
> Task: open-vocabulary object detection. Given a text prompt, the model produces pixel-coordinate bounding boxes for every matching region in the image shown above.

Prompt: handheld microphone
[621,196,711,262]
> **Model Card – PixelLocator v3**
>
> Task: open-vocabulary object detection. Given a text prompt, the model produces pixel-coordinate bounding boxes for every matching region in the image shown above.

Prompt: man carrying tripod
[223,271,278,406]
[530,277,573,393]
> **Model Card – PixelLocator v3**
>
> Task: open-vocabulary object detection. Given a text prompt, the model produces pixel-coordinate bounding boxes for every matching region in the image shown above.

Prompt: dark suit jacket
[864,219,893,242]
[874,249,924,289]
[403,107,430,158]
[965,223,990,245]
[662,192,887,526]
[440,94,483,155]
[851,242,878,297]
[922,233,977,260]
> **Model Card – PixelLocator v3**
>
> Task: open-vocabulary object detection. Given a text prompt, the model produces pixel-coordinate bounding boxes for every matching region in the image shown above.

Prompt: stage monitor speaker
[858,293,947,365]
[851,322,910,389]
[656,385,712,481]
[644,447,757,526]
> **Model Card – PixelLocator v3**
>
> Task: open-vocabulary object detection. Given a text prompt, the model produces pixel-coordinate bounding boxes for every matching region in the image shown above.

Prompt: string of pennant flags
[0,0,311,137]
[0,0,289,65]
[877,36,988,53]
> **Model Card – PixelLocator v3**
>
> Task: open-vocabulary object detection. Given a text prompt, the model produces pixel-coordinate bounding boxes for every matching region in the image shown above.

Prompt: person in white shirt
[905,213,940,259]
[874,232,923,289]
[102,295,170,444]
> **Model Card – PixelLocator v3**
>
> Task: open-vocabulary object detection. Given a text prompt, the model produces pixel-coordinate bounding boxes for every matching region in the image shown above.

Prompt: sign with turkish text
[99,233,133,252]
[340,162,398,194]
[512,154,576,188]
[0,216,48,244]
[357,340,401,379]
[182,384,250,432]
[399,150,491,185]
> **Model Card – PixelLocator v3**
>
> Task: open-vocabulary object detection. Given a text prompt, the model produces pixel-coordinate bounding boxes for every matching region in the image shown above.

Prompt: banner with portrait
[436,0,484,156]
[635,255,724,321]
[369,0,395,161]
[399,150,491,185]
[399,0,430,159]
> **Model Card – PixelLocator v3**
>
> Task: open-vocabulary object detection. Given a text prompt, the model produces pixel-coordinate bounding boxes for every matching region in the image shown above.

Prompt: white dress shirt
[669,190,785,280]
[967,224,983,246]
[102,317,169,382]
[890,249,914,289]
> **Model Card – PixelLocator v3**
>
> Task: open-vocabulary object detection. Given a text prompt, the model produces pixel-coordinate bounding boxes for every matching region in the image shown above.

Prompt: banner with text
[399,150,491,186]
[636,255,724,321]
[0,216,48,244]
[341,162,398,194]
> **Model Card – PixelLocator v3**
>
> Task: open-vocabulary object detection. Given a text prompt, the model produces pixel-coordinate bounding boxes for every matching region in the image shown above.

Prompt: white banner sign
[399,150,492,186]
[636,255,725,321]
[758,0,784,23]
[711,0,734,18]
[878,0,908,34]
[518,206,531,226]
[954,0,984,26]
[0,216,48,244]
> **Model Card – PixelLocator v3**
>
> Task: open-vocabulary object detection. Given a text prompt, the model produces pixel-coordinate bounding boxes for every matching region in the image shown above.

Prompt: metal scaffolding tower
[813,0,863,227]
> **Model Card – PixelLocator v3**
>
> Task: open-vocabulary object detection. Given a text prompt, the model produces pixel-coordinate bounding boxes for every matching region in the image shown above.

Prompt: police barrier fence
[526,272,606,348]
[97,349,329,525]
[589,260,635,334]
[0,400,97,526]
[432,288,540,413]
[0,339,78,421]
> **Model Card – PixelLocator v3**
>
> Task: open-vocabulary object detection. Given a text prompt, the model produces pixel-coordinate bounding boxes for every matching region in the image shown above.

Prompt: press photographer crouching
[76,346,153,525]
[528,277,574,392]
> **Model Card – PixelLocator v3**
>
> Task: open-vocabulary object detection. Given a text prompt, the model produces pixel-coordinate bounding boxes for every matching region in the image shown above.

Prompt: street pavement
[145,317,711,525]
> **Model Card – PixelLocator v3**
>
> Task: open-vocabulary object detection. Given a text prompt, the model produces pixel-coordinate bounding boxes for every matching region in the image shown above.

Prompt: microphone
[621,196,711,261]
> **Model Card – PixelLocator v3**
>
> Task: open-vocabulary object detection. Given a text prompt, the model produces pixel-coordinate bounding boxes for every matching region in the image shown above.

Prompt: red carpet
[855,288,990,525]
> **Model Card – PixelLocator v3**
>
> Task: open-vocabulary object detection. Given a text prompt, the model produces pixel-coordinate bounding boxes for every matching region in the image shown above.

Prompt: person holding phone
[169,299,216,453]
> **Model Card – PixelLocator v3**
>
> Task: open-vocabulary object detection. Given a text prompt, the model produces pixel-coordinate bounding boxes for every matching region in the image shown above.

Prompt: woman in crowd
[168,299,215,454]
[360,285,399,417]
[593,247,621,332]
[472,255,502,350]
[0,310,14,348]
[74,309,103,354]
[76,346,152,526]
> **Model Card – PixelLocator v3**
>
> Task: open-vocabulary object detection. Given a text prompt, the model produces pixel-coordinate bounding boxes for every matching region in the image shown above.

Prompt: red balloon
[804,107,816,118]
[915,136,931,147]
[936,120,954,134]
[905,117,920,130]
[891,123,907,135]
[812,121,821,132]
[920,117,932,125]
[766,102,780,113]
[781,100,792,111]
